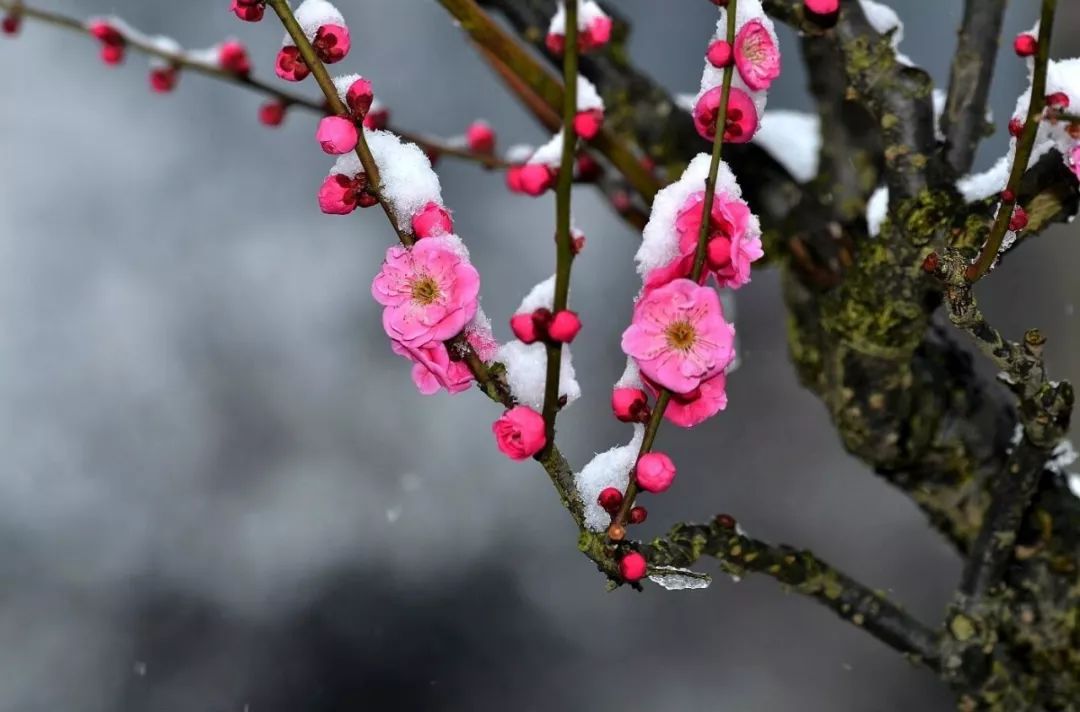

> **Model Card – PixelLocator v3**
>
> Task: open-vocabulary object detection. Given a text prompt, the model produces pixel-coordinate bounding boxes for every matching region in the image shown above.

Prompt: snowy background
[1,1,1078,710]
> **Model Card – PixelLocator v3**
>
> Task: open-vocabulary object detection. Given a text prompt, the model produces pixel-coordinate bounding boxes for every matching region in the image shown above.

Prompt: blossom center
[665,320,697,351]
[410,274,442,305]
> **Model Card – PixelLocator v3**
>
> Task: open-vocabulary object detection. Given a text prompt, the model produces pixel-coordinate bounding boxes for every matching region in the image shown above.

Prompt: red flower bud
[1013,33,1037,57]
[619,551,647,582]
[548,310,582,343]
[629,506,648,524]
[598,487,623,514]
[1009,206,1028,232]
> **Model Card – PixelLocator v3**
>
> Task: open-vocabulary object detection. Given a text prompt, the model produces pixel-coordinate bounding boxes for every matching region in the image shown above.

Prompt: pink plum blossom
[492,406,547,460]
[149,67,178,93]
[391,340,473,396]
[371,239,481,347]
[312,24,350,64]
[693,86,759,143]
[316,116,359,155]
[465,121,496,154]
[275,45,310,81]
[464,319,499,363]
[411,202,454,238]
[636,452,676,493]
[612,387,649,423]
[1070,144,1080,182]
[707,39,733,68]
[619,551,647,582]
[621,278,735,395]
[218,40,252,75]
[548,310,581,343]
[259,100,287,126]
[518,164,556,196]
[644,191,762,292]
[231,0,265,22]
[734,19,781,91]
[643,370,728,428]
[346,77,374,118]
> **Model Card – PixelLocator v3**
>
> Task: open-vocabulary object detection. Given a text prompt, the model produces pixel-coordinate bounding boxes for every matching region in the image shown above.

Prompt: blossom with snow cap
[391,340,473,396]
[546,1,612,55]
[275,0,350,81]
[371,237,480,348]
[621,278,735,395]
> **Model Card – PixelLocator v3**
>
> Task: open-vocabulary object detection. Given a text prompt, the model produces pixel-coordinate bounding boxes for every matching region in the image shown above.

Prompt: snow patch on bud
[577,75,604,112]
[363,129,444,233]
[293,0,346,39]
[574,425,645,531]
[547,1,612,54]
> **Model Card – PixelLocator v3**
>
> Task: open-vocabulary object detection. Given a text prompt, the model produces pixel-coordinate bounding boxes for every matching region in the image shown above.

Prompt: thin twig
[540,0,579,452]
[941,0,1008,175]
[966,0,1057,282]
[609,0,738,535]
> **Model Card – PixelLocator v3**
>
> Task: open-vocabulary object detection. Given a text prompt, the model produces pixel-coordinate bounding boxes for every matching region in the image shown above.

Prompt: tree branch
[644,517,943,669]
[941,0,1008,176]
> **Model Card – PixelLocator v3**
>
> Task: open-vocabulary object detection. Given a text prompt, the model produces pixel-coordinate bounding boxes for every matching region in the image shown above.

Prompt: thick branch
[941,0,1008,176]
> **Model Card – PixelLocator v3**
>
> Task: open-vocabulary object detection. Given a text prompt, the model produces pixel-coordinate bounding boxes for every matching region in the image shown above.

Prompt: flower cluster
[692,0,779,144]
[275,0,350,81]
[545,1,612,55]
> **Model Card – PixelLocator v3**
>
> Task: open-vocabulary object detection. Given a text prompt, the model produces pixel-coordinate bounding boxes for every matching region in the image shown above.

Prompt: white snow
[574,425,645,531]
[528,131,566,167]
[866,185,889,237]
[516,275,557,314]
[648,566,713,591]
[751,110,820,183]
[496,340,580,411]
[506,144,536,163]
[294,0,345,37]
[636,154,744,275]
[548,0,609,35]
[957,153,1012,202]
[577,75,604,111]
[932,88,946,141]
[364,129,444,233]
[858,0,912,65]
[1048,439,1078,474]
[332,73,363,103]
[1068,472,1080,499]
[614,358,642,389]
[147,36,182,69]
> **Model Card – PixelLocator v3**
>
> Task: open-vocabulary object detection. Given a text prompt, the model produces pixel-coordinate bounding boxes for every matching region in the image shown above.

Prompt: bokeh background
[1,2,1078,710]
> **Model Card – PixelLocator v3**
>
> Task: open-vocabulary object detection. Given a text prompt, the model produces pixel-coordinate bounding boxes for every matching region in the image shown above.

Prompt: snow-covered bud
[275,46,310,82]
[89,21,125,65]
[636,452,676,493]
[2,13,20,35]
[259,100,287,126]
[803,0,839,27]
[573,108,604,141]
[465,120,496,154]
[548,310,581,343]
[218,40,252,75]
[518,164,557,196]
[570,228,586,255]
[629,506,648,524]
[598,487,623,514]
[345,77,373,118]
[612,387,649,423]
[411,202,454,238]
[1013,33,1037,58]
[231,0,265,22]
[1046,92,1070,112]
[706,39,733,68]
[619,551,647,582]
[316,115,359,155]
[149,66,179,93]
[1009,206,1028,232]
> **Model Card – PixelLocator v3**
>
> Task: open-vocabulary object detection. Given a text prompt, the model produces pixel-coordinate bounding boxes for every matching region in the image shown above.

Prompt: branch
[967,0,1056,281]
[540,1,580,452]
[941,0,1008,176]
[0,0,511,173]
[644,517,943,669]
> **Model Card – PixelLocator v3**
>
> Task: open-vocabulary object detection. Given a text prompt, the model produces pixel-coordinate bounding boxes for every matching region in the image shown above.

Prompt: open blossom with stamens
[693,86,758,143]
[391,340,473,395]
[643,190,762,292]
[621,279,735,395]
[371,239,481,347]
[734,19,780,91]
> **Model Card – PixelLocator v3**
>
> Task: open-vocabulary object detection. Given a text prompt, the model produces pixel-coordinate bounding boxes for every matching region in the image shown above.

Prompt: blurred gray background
[1,1,1078,710]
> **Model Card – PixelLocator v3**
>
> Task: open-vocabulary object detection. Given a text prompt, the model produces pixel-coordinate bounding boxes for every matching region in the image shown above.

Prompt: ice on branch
[648,566,713,591]
[497,276,581,410]
[575,425,645,531]
[867,185,888,237]
[752,110,820,183]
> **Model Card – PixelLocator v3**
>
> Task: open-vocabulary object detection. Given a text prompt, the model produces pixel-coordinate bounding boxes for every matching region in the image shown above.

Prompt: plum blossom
[694,86,759,143]
[621,279,735,395]
[316,116,359,155]
[371,238,480,347]
[636,452,676,493]
[231,0,265,22]
[218,40,252,74]
[318,172,375,214]
[411,202,454,238]
[643,370,728,428]
[1070,144,1080,181]
[465,120,496,154]
[259,100,287,126]
[643,190,763,292]
[546,1,612,55]
[734,19,780,91]
[492,406,547,460]
[391,340,473,396]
